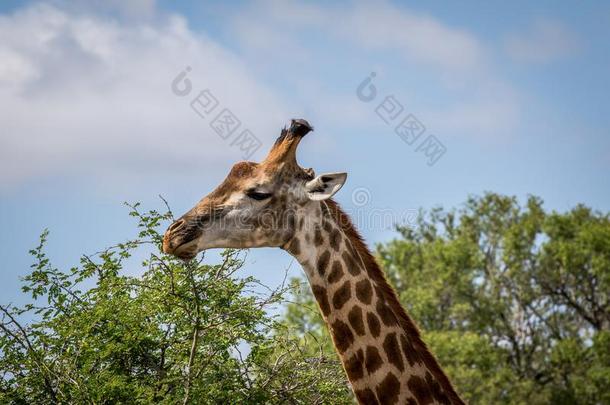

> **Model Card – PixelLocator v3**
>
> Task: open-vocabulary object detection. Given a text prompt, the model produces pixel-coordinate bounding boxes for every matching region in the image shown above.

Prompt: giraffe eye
[246,190,272,201]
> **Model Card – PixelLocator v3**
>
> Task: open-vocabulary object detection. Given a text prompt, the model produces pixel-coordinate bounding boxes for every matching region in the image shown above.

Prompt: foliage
[378,193,610,404]
[258,279,353,404]
[280,193,610,404]
[0,203,348,404]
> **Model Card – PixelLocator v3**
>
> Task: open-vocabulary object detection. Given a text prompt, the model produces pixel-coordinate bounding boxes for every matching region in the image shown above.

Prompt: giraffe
[162,119,464,405]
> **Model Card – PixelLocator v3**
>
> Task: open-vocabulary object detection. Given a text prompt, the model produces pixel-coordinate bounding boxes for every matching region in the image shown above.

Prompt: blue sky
[1,0,609,304]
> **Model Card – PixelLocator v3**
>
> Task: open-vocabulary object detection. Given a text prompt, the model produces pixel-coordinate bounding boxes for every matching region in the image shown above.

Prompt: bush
[0,203,348,404]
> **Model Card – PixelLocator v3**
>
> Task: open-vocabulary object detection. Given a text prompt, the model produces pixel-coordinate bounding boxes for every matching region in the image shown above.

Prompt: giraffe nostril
[168,219,186,233]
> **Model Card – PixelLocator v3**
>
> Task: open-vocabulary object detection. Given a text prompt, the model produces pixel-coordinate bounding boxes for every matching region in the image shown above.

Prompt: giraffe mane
[323,198,463,403]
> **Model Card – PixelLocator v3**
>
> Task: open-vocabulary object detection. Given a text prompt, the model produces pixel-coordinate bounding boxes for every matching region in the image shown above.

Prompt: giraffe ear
[305,172,347,201]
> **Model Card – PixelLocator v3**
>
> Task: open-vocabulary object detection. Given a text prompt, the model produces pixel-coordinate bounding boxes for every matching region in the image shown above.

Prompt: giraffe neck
[283,200,463,405]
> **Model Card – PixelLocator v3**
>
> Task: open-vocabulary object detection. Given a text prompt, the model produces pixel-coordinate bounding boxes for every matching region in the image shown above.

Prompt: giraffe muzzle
[162,217,204,260]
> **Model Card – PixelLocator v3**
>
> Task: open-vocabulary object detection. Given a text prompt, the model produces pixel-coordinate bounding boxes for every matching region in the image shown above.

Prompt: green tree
[0,203,348,404]
[253,279,353,404]
[378,193,610,404]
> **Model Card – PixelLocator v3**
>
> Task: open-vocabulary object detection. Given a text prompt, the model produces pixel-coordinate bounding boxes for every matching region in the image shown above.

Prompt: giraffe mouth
[163,217,205,260]
[172,239,199,261]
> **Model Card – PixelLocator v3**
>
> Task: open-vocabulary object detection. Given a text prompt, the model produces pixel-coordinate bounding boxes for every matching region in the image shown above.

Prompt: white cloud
[336,1,486,72]
[0,0,530,192]
[429,97,519,140]
[0,3,290,190]
[227,0,519,138]
[49,0,158,21]
[230,0,486,73]
[505,19,579,64]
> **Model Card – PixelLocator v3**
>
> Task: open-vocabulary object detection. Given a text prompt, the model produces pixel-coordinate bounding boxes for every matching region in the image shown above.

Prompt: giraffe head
[162,119,347,260]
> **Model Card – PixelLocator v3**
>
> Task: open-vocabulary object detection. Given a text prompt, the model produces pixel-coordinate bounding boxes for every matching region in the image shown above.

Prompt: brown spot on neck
[330,319,354,354]
[355,279,373,304]
[332,280,352,310]
[311,285,330,317]
[376,372,400,404]
[327,261,344,284]
[317,250,330,276]
[285,237,300,256]
[348,305,365,336]
[364,346,383,375]
[314,227,324,246]
[355,389,379,405]
[367,312,381,338]
[345,349,365,381]
[383,332,405,372]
